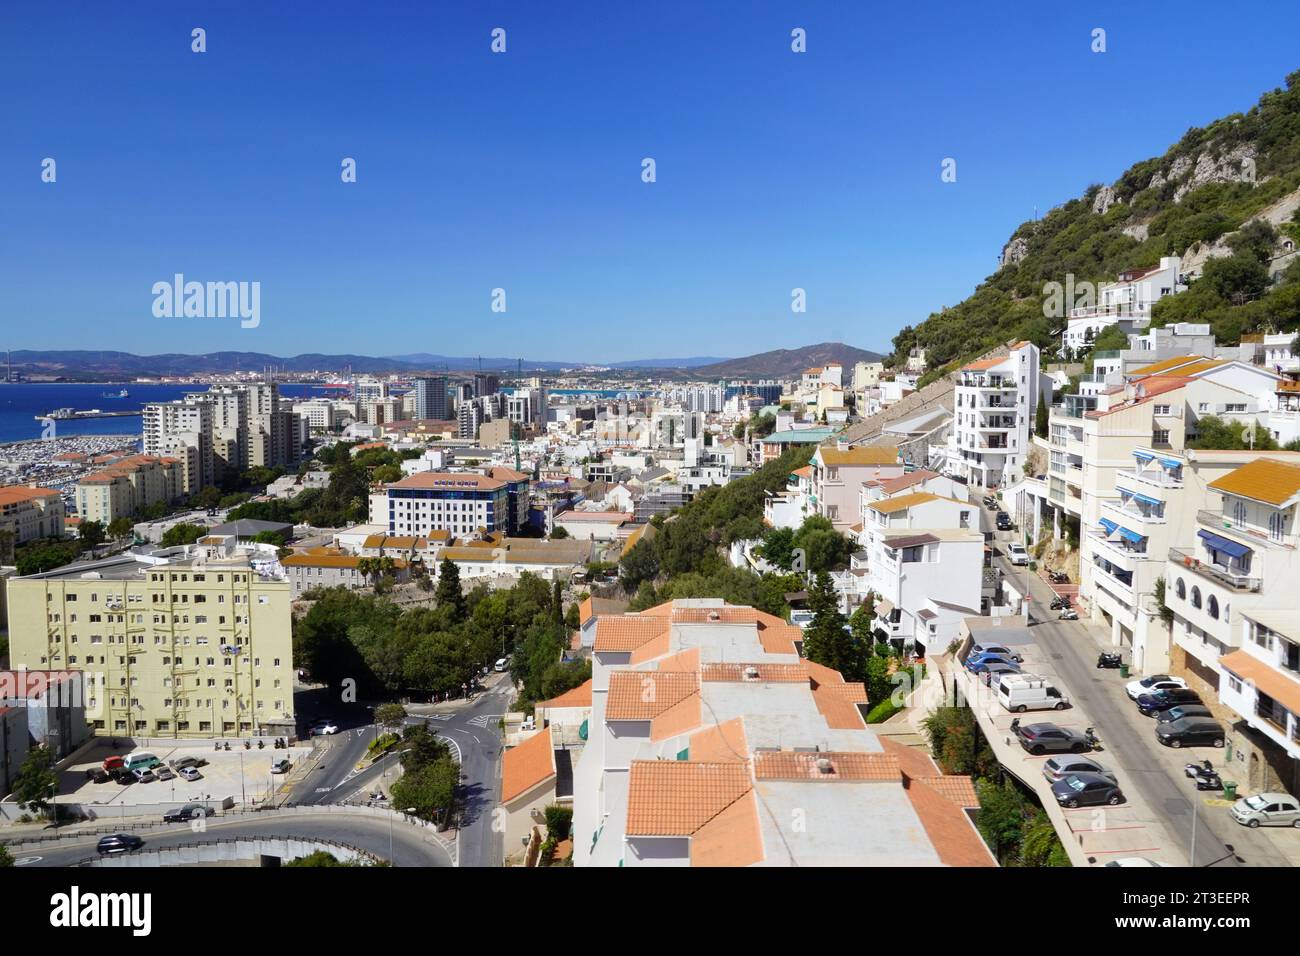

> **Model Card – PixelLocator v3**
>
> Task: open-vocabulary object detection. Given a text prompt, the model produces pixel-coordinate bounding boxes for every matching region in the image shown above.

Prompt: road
[11,810,454,868]
[988,526,1289,866]
[285,677,509,867]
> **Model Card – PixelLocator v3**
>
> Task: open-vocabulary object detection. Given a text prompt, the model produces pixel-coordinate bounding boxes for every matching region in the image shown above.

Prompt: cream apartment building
[5,542,296,739]
[808,443,902,532]
[0,485,65,545]
[75,455,184,525]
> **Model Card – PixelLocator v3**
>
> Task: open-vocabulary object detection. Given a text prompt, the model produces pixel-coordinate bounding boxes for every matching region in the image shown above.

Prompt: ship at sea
[102,388,129,398]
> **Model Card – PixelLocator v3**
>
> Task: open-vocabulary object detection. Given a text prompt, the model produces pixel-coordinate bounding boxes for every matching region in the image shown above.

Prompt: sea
[0,382,323,445]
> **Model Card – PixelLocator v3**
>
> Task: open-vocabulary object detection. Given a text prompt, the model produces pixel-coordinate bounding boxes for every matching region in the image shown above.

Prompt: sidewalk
[405,672,513,715]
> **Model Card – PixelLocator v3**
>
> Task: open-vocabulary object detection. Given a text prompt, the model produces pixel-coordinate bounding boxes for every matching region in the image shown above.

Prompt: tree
[106,517,134,540]
[161,522,206,547]
[550,525,570,540]
[802,572,863,680]
[78,520,105,549]
[435,558,466,619]
[0,845,13,867]
[976,779,1027,865]
[14,746,58,815]
[374,702,407,734]
[1035,392,1049,439]
[286,850,358,867]
[391,759,459,825]
[252,529,287,547]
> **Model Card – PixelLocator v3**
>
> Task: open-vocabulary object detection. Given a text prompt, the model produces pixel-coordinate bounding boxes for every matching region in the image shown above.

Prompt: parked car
[988,669,1021,692]
[84,768,112,784]
[309,720,339,736]
[965,653,1020,675]
[163,804,211,823]
[178,766,204,781]
[970,642,1024,663]
[1015,722,1091,755]
[131,768,157,783]
[1052,772,1125,808]
[102,755,125,772]
[1125,674,1188,700]
[154,766,176,781]
[169,756,208,771]
[1155,704,1213,725]
[111,768,135,786]
[1043,755,1115,784]
[996,512,1013,530]
[270,759,292,775]
[1155,716,1226,749]
[981,662,1022,686]
[998,675,1070,713]
[97,834,144,855]
[494,657,509,672]
[1137,688,1202,717]
[1006,542,1029,565]
[1230,792,1300,828]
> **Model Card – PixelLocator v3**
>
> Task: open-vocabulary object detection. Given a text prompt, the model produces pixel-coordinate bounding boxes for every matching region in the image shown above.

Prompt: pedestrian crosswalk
[467,714,502,729]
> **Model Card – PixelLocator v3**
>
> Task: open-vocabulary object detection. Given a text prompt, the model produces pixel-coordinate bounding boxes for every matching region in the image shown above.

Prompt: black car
[1052,772,1125,808]
[110,768,136,785]
[996,513,1013,530]
[96,834,144,855]
[162,804,211,823]
[1156,716,1226,749]
[1155,704,1213,724]
[1015,722,1091,755]
[84,767,111,784]
[1137,688,1202,716]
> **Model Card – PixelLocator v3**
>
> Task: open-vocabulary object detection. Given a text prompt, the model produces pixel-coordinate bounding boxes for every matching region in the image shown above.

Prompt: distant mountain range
[1,343,881,380]
[693,342,884,378]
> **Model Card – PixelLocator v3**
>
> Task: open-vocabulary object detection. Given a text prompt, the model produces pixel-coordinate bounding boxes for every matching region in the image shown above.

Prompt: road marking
[420,713,453,721]
[468,714,503,728]
[14,856,42,866]
[314,787,331,793]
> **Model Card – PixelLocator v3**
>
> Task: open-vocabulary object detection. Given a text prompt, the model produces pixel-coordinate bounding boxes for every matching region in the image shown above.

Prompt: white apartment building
[950,341,1049,489]
[1162,459,1300,754]
[1218,609,1300,795]
[763,465,814,530]
[143,397,214,494]
[1059,256,1186,357]
[571,599,991,867]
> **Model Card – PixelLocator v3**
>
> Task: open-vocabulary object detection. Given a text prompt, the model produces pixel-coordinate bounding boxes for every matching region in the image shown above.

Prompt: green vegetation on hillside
[892,70,1300,370]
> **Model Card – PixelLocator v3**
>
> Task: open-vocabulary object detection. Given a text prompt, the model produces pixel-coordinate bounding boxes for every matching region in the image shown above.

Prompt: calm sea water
[0,382,321,444]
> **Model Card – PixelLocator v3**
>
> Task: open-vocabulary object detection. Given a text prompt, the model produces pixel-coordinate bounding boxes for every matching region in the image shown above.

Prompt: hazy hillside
[695,342,884,378]
[892,69,1300,382]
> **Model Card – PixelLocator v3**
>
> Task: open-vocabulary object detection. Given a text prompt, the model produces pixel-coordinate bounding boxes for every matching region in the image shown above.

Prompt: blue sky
[2,1,1299,363]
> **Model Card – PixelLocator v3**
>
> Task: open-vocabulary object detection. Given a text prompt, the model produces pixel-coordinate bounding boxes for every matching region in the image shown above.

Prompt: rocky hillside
[894,69,1300,380]
[695,342,883,379]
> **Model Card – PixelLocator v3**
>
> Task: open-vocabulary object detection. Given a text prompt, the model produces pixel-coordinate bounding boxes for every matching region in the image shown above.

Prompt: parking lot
[57,740,314,811]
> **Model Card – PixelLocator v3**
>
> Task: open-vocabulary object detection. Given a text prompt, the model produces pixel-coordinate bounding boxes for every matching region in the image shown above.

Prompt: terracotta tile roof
[625,761,753,836]
[691,790,764,867]
[501,725,556,803]
[0,485,60,504]
[605,671,699,720]
[593,616,669,652]
[1219,650,1300,715]
[817,445,899,467]
[869,491,944,514]
[700,662,810,683]
[903,777,996,867]
[960,357,1004,372]
[874,470,941,494]
[687,718,750,763]
[811,679,870,730]
[1208,458,1300,507]
[537,678,592,710]
[1128,354,1206,376]
[1278,380,1300,394]
[650,647,701,672]
[792,465,813,479]
[757,623,802,655]
[917,775,980,808]
[752,750,901,781]
[878,736,940,778]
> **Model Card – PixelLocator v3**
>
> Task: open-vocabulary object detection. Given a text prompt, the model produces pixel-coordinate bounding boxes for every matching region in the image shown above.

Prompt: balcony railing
[1121,467,1182,489]
[1168,548,1261,592]
[1197,511,1291,550]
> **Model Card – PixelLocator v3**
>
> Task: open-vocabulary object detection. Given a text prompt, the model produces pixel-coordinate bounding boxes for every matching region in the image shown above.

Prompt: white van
[997,675,1069,713]
[123,751,161,771]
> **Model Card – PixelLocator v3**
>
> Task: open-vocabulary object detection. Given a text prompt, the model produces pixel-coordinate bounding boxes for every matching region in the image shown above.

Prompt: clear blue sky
[2,1,1298,363]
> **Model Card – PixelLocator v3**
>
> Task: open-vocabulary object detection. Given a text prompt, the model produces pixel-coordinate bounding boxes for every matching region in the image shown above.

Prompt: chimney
[815,757,834,775]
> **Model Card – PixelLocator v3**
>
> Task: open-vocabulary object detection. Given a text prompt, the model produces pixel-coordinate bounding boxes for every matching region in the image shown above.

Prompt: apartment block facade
[6,544,296,739]
[75,455,184,525]
[0,485,66,545]
[950,341,1048,489]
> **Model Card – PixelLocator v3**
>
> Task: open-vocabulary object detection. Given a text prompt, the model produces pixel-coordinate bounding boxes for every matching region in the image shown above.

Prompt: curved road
[11,810,454,868]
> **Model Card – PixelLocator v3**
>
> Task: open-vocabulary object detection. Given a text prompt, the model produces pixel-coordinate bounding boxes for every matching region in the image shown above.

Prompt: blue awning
[1099,518,1118,535]
[1159,458,1182,470]
[1132,492,1161,507]
[1118,526,1146,544]
[1133,450,1155,462]
[1198,529,1250,559]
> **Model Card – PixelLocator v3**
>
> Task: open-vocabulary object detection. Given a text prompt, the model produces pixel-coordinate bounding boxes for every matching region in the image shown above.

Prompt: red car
[102,755,125,772]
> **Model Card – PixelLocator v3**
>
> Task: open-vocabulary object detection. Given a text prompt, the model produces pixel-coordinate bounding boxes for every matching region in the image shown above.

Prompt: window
[1269,511,1285,541]
[1191,586,1201,610]
[1154,405,1171,416]
[1207,595,1219,620]
[1175,578,1185,600]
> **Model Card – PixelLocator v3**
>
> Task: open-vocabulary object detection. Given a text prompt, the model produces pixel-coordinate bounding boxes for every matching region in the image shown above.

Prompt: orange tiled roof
[593,615,669,652]
[687,718,749,763]
[869,491,947,514]
[878,736,941,778]
[700,662,810,683]
[390,471,505,491]
[917,775,980,808]
[625,761,753,836]
[537,678,592,710]
[501,725,556,803]
[0,485,60,504]
[1219,650,1300,715]
[817,445,899,467]
[961,357,1004,372]
[1208,458,1300,507]
[605,671,699,720]
[904,777,996,867]
[752,750,901,781]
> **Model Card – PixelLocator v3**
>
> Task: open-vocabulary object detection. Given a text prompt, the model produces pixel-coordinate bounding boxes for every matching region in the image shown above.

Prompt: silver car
[1230,793,1300,828]
[1043,755,1115,784]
